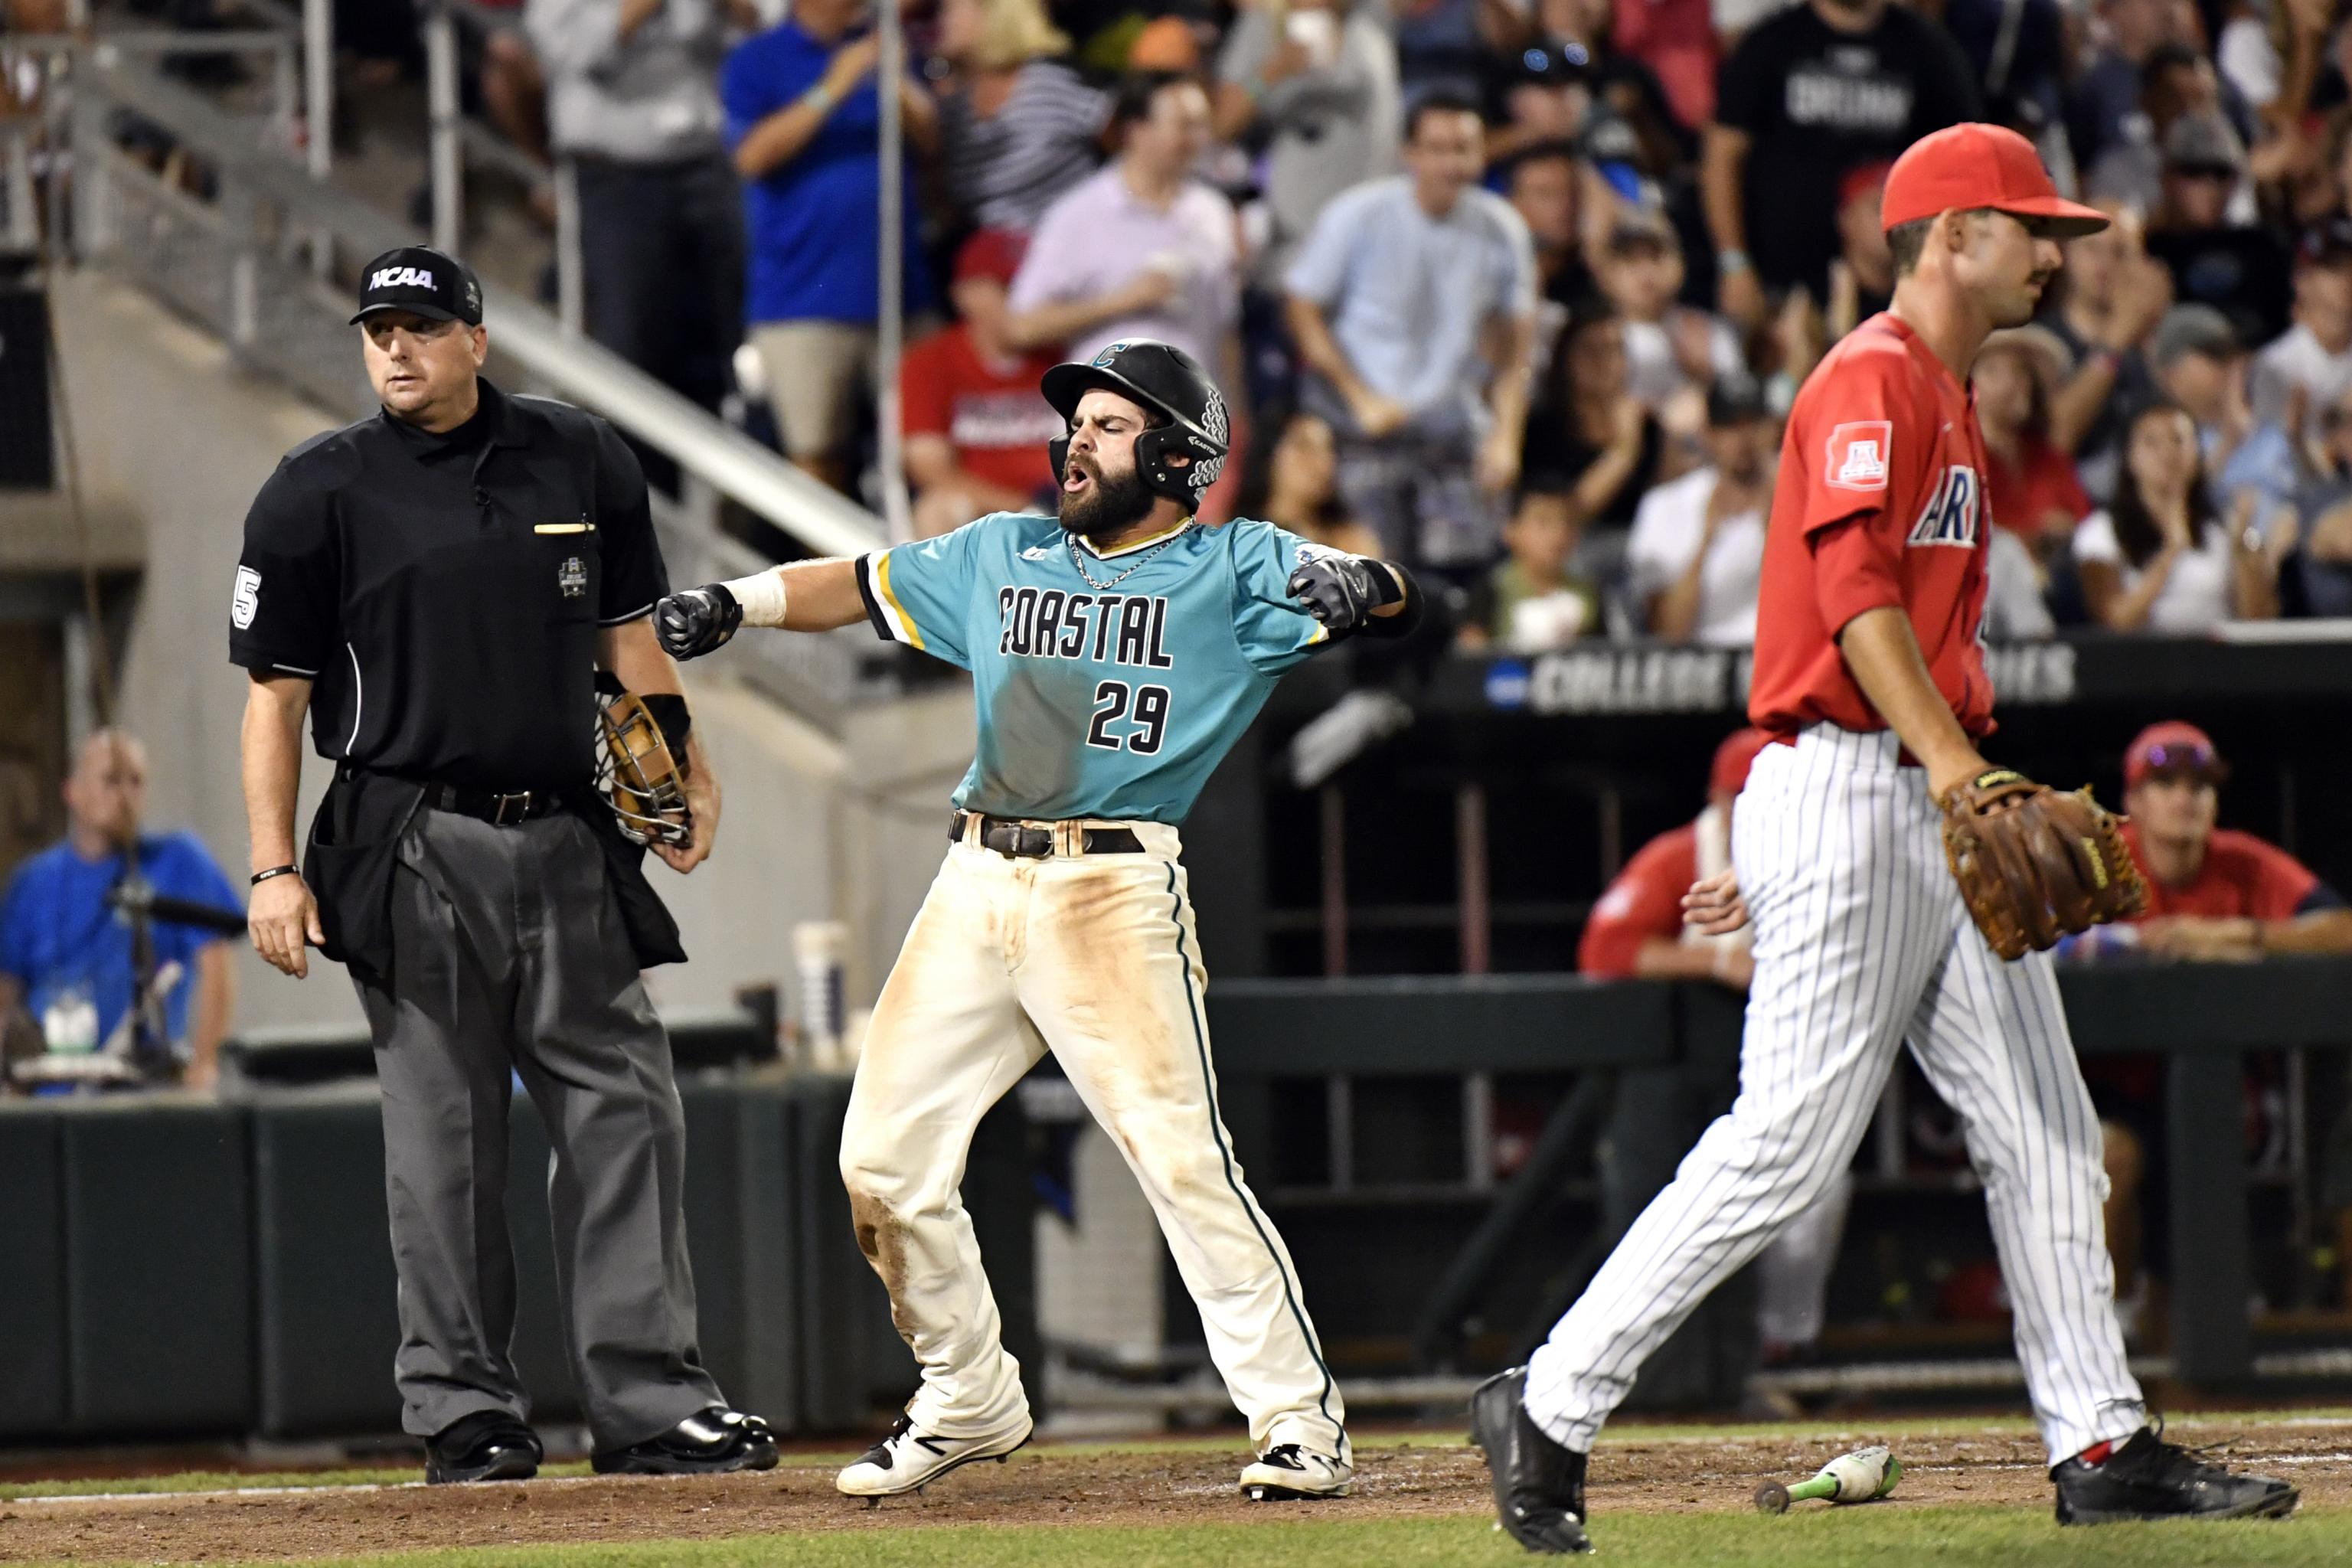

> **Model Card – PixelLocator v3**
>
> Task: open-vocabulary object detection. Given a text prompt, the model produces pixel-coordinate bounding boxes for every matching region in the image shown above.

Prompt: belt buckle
[491,789,533,825]
[984,820,1053,859]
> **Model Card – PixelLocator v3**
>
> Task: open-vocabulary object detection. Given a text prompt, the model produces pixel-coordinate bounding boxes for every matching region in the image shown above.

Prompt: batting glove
[1288,555,1390,632]
[655,584,742,661]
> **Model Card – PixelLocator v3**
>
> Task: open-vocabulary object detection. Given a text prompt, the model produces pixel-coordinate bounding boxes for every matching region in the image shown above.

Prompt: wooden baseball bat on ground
[1754,1446,1902,1514]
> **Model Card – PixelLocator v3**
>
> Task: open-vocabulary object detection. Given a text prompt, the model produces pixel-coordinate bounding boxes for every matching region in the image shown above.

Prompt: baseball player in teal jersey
[654,341,1423,1502]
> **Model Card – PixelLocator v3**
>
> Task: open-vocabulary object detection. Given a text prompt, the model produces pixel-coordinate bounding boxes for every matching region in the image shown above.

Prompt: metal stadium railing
[54,47,887,731]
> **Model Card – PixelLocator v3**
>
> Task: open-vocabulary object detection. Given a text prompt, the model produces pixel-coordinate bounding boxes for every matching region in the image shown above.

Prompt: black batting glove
[1288,554,1386,632]
[655,583,743,662]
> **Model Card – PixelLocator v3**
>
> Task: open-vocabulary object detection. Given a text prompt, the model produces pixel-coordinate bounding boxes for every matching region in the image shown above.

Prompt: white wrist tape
[722,570,790,628]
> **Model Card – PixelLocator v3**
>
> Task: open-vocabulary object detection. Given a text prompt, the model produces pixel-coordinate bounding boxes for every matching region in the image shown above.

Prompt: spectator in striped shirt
[934,0,1112,234]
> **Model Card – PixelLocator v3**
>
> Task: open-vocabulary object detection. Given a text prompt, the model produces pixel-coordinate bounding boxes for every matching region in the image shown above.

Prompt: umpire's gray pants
[354,805,724,1448]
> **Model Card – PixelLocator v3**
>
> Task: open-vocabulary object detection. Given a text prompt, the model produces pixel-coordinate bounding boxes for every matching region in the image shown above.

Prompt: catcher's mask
[594,681,693,848]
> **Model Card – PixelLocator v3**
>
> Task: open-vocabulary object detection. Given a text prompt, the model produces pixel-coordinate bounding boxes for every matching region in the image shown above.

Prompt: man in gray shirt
[1285,90,1537,570]
[2250,227,2352,449]
[528,0,758,428]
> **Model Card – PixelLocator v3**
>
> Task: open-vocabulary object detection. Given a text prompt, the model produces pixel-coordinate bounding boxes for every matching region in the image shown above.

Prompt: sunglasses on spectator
[2139,745,2227,785]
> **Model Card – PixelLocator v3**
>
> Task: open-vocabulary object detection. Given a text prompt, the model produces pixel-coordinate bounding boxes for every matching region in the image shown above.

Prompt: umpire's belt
[952,811,1144,858]
[423,782,568,826]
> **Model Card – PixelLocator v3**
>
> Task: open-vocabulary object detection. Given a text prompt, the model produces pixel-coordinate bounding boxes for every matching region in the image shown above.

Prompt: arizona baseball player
[1472,126,2296,1553]
[654,341,1422,1501]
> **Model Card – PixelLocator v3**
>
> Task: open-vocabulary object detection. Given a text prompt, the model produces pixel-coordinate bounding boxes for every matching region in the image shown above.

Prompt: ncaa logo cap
[351,244,485,326]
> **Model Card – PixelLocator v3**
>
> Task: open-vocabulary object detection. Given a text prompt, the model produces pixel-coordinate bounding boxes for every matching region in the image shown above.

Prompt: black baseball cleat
[2051,1424,2298,1524]
[591,1406,781,1476]
[425,1412,543,1485]
[1470,1367,1593,1554]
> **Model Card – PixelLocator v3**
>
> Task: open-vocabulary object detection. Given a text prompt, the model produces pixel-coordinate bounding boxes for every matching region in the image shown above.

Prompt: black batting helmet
[1043,340,1230,505]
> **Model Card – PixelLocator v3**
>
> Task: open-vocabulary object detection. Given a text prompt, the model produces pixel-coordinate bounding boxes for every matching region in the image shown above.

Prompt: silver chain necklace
[1066,521,1194,591]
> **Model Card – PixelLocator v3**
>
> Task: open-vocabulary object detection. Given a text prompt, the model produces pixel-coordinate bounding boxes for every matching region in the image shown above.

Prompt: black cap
[1707,374,1769,427]
[351,246,484,326]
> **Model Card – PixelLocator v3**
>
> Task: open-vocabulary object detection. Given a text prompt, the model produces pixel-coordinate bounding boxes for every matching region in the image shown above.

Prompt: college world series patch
[558,556,587,599]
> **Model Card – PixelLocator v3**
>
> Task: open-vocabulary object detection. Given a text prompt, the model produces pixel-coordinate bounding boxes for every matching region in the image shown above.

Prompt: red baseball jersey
[1749,313,1995,739]
[2118,824,2324,920]
[1577,822,1699,978]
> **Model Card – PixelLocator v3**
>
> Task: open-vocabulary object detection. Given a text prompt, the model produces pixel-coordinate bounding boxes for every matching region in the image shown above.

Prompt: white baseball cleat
[835,1411,1033,1499]
[1240,1443,1353,1501]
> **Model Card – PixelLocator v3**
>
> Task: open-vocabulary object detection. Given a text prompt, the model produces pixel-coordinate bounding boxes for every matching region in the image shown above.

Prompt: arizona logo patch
[1824,420,1893,492]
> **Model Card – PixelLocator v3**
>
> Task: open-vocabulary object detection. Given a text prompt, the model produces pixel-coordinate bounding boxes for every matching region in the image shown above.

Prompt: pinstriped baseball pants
[837,822,1347,1457]
[1524,724,2147,1465]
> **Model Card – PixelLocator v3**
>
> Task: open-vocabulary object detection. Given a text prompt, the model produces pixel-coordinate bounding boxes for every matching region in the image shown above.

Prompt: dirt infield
[5,1422,2350,1564]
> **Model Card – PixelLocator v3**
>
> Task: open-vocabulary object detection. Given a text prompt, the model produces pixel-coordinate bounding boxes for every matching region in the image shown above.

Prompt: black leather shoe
[592,1406,781,1475]
[426,1412,543,1485]
[1470,1367,1592,1554]
[2052,1423,2298,1524]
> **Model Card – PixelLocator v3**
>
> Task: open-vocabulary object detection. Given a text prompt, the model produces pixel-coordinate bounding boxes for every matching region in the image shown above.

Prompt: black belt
[951,811,1143,858]
[424,782,569,826]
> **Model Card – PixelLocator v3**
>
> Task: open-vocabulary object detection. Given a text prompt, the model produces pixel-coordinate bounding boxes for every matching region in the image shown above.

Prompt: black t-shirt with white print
[1715,1,1981,299]
[229,379,668,792]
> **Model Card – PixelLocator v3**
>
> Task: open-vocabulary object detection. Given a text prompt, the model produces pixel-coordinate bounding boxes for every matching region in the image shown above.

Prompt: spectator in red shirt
[1577,727,1770,986]
[1577,727,1849,1365]
[1975,325,2092,556]
[2066,720,2352,1335]
[901,229,1066,538]
[2116,722,2352,959]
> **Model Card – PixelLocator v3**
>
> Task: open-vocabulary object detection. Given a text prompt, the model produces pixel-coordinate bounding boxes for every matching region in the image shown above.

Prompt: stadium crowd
[286,0,2352,652]
[75,0,2352,645]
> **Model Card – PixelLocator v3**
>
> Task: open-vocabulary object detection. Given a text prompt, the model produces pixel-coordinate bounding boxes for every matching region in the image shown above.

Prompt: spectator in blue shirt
[0,731,240,1089]
[726,0,938,494]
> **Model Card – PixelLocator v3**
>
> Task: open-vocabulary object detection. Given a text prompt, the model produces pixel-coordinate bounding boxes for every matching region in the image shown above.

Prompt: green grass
[30,1508,2349,1568]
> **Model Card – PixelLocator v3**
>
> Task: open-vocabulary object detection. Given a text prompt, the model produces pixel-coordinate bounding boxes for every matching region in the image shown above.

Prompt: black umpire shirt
[229,378,668,792]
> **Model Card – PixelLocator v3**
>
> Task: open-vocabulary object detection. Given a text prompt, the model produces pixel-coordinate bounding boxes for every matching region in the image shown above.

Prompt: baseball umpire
[656,340,1420,1502]
[1470,128,2294,1553]
[233,247,776,1483]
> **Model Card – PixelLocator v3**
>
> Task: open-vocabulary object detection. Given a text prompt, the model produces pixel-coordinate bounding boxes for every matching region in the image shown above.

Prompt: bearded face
[1057,443,1160,541]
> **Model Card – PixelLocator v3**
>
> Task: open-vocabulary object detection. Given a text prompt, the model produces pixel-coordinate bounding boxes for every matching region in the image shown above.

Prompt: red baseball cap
[2124,720,2228,789]
[1710,727,1772,799]
[1880,123,2109,239]
[953,227,1028,289]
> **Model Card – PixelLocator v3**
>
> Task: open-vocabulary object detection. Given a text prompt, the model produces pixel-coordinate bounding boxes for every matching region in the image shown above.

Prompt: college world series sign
[1484,643,2082,717]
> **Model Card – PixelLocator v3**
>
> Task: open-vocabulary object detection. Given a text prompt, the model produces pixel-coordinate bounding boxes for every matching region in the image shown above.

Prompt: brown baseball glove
[1939,768,2148,960]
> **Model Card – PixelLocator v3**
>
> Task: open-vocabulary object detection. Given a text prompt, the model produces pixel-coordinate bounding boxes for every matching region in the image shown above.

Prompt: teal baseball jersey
[854,513,1341,824]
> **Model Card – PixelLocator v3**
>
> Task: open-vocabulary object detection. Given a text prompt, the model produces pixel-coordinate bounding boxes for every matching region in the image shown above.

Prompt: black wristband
[250,864,299,886]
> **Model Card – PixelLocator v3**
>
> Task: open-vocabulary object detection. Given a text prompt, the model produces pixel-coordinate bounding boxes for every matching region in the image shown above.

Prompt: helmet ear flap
[1049,433,1072,485]
[1133,425,1204,504]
